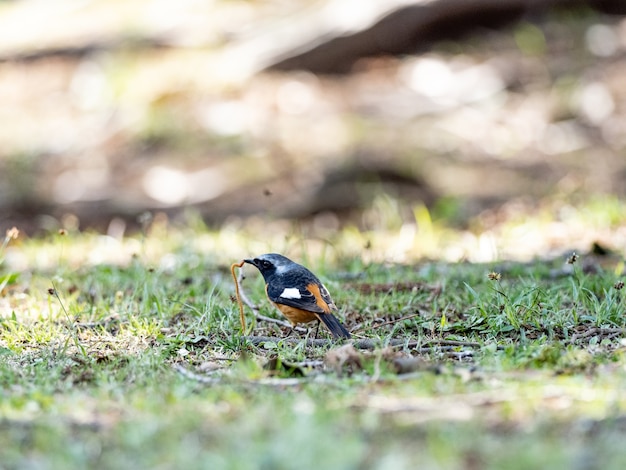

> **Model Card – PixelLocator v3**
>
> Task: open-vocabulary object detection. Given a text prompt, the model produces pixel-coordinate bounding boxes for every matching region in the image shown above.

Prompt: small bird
[244,253,351,339]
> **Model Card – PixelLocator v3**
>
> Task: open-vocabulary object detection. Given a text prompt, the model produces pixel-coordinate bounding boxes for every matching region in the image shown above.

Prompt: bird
[244,253,351,339]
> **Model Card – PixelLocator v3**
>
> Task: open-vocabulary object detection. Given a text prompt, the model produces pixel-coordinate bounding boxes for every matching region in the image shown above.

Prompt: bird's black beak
[243,258,255,266]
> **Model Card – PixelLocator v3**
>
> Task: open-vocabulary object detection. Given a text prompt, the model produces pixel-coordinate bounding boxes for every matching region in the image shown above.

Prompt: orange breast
[272,302,319,326]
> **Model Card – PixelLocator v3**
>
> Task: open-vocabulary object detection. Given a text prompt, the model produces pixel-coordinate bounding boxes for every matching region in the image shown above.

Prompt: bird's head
[244,253,293,276]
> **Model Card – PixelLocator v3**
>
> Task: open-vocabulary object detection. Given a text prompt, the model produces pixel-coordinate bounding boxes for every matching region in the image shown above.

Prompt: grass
[1,203,626,469]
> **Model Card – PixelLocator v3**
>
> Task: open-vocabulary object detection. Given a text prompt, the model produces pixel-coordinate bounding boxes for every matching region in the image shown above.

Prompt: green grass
[1,214,626,469]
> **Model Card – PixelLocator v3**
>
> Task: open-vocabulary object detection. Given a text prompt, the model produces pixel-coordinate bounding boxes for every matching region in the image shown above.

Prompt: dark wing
[266,281,335,314]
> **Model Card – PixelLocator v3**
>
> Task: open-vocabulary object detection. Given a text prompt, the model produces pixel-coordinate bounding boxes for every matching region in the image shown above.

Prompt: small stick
[231,260,246,333]
[571,327,626,343]
[236,267,258,314]
[370,313,421,330]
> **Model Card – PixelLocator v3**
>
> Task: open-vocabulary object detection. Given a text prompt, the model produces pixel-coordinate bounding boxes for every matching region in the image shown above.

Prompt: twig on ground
[570,327,626,343]
[240,336,494,352]
[370,313,421,330]
[416,346,471,354]
[257,314,294,329]
[242,335,355,347]
[422,339,482,347]
[173,363,311,387]
[173,364,223,384]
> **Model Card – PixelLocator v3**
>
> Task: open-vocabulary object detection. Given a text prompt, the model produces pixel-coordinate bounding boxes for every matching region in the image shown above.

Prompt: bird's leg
[314,319,321,339]
[284,321,299,338]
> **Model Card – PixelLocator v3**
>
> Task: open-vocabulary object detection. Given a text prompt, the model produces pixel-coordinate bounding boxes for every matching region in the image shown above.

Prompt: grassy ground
[1,204,626,469]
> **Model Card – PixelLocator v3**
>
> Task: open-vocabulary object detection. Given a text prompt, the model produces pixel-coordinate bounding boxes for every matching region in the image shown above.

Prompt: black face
[244,257,274,274]
[244,253,293,279]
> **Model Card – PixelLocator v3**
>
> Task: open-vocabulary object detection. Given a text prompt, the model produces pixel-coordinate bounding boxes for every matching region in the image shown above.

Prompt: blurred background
[1,0,625,258]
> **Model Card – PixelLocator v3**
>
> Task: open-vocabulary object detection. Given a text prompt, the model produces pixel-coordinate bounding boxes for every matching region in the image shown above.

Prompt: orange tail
[319,313,351,339]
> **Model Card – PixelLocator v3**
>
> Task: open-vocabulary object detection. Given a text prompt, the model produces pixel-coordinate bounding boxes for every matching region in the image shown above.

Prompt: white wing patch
[279,287,302,299]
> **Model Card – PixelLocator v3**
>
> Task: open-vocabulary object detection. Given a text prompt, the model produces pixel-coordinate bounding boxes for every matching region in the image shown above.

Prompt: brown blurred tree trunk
[267,0,626,74]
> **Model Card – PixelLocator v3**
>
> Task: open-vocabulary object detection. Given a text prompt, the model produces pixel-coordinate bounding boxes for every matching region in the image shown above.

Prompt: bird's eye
[262,260,272,269]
